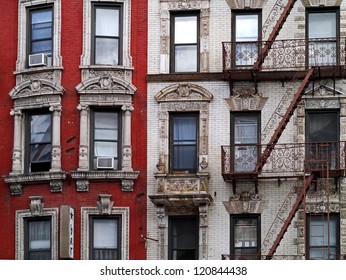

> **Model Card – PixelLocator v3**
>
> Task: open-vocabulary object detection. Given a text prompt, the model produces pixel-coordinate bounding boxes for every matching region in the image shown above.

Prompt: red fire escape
[222,0,346,259]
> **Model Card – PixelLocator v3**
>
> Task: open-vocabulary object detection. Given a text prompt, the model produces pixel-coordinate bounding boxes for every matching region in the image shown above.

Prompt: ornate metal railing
[221,254,345,260]
[221,141,346,179]
[223,38,346,71]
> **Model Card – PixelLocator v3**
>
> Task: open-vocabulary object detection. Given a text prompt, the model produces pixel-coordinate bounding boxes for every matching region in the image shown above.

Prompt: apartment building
[147,0,346,260]
[0,0,147,260]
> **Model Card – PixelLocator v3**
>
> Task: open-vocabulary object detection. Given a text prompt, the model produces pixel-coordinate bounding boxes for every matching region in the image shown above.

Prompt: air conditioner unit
[96,157,114,169]
[28,53,47,67]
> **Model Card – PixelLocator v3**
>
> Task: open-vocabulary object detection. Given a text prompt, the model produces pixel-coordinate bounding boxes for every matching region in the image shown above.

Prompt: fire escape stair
[265,173,314,259]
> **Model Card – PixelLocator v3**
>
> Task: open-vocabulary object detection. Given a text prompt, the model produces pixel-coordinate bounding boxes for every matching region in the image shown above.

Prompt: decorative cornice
[223,191,267,214]
[300,0,342,7]
[225,0,268,9]
[224,89,268,111]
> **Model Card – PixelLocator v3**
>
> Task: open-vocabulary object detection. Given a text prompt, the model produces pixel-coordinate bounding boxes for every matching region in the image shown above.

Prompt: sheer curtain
[28,220,51,259]
[93,219,119,260]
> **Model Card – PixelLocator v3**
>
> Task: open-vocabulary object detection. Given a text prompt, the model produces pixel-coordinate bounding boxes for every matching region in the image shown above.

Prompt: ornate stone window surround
[80,194,129,260]
[159,0,210,73]
[16,196,58,260]
[72,75,139,192]
[153,83,213,197]
[4,79,66,195]
[16,0,63,84]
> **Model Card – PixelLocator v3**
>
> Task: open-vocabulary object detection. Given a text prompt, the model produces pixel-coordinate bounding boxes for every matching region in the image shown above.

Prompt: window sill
[4,171,67,195]
[14,66,64,76]
[70,170,140,192]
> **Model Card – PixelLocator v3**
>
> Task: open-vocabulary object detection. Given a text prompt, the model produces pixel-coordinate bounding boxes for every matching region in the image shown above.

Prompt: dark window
[25,218,51,260]
[171,12,199,72]
[91,110,121,170]
[27,111,52,173]
[232,11,261,66]
[230,215,260,260]
[307,9,339,66]
[169,216,199,260]
[170,113,198,173]
[306,214,339,259]
[92,4,122,65]
[28,7,53,64]
[305,110,339,170]
[231,113,260,172]
[90,216,121,260]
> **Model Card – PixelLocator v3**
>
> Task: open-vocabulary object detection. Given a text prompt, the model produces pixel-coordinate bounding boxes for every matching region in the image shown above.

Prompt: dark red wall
[0,0,147,260]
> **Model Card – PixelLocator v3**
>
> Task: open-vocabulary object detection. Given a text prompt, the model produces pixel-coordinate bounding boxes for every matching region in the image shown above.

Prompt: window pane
[94,142,117,157]
[96,8,119,37]
[30,143,52,162]
[175,16,197,44]
[234,115,258,144]
[31,40,52,54]
[236,14,258,41]
[307,112,337,142]
[32,21,52,40]
[175,45,197,72]
[95,112,118,140]
[173,146,197,170]
[30,114,52,143]
[234,218,257,247]
[95,38,119,65]
[94,219,118,248]
[173,117,197,142]
[28,220,51,250]
[309,13,336,39]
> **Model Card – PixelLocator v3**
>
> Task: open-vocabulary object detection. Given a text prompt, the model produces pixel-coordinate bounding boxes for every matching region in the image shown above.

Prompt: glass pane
[28,220,51,250]
[234,248,258,259]
[173,116,197,142]
[173,250,196,260]
[173,146,197,170]
[95,112,118,140]
[310,216,337,246]
[307,112,337,142]
[236,14,258,42]
[32,10,52,25]
[30,143,52,162]
[96,8,119,37]
[234,218,257,247]
[234,115,258,144]
[94,219,118,248]
[175,16,197,44]
[30,114,52,143]
[31,40,52,54]
[32,21,52,40]
[93,249,118,260]
[28,250,51,260]
[94,142,117,157]
[236,42,258,66]
[95,38,119,65]
[175,45,197,72]
[309,12,336,39]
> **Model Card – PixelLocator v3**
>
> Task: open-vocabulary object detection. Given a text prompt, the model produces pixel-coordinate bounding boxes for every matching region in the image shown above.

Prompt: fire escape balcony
[223,38,346,81]
[221,141,346,181]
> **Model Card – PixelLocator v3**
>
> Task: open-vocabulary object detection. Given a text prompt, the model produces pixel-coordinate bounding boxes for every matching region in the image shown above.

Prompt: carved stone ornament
[50,180,63,193]
[223,192,267,214]
[225,0,267,9]
[224,89,268,111]
[122,179,134,192]
[97,194,114,215]
[300,0,342,7]
[76,180,89,192]
[29,196,44,216]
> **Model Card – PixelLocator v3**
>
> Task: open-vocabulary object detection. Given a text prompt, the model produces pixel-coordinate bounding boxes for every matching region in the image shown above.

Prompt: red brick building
[0,0,147,260]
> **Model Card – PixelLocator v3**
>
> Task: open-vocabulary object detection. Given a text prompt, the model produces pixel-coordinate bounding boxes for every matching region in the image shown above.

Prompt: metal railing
[223,38,346,71]
[221,141,346,179]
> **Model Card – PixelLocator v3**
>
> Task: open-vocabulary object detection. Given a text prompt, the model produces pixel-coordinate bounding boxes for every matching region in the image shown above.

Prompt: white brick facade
[147,0,346,260]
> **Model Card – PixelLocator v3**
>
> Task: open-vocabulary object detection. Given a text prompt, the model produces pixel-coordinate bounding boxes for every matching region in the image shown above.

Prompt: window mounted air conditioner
[96,157,114,169]
[28,53,48,67]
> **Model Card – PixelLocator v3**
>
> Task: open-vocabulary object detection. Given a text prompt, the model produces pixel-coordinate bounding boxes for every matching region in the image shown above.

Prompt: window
[91,110,121,170]
[25,218,51,260]
[92,4,122,65]
[171,13,199,72]
[90,216,121,260]
[27,111,52,173]
[170,113,198,173]
[231,113,260,172]
[305,110,339,170]
[230,215,260,260]
[307,214,339,259]
[307,9,339,66]
[169,216,199,260]
[28,6,53,66]
[233,11,261,66]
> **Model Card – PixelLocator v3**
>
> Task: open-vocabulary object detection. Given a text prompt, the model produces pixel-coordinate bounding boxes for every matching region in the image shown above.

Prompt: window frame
[306,214,340,260]
[91,2,123,65]
[24,217,52,260]
[168,216,199,260]
[27,4,54,61]
[25,110,52,173]
[90,108,122,171]
[170,11,200,73]
[169,112,199,174]
[306,8,340,67]
[231,10,261,67]
[89,215,122,260]
[230,215,261,260]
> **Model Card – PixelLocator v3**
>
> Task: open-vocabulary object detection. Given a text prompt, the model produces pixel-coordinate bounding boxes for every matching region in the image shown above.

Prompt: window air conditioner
[96,157,114,169]
[28,53,48,67]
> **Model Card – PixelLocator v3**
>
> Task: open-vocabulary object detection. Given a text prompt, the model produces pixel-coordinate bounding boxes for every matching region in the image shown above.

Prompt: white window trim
[80,206,129,260]
[81,0,132,67]
[17,0,62,71]
[16,207,59,260]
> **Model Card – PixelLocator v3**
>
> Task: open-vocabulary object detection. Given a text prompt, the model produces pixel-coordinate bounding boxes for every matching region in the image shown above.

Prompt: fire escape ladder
[254,0,298,70]
[255,67,315,174]
[265,173,315,259]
